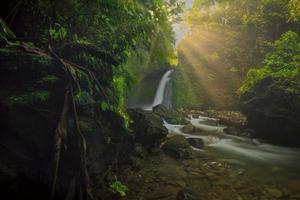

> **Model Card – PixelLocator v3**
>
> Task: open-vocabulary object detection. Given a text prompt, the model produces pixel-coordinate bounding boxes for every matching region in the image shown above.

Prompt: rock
[130,156,145,170]
[128,109,168,147]
[153,104,189,125]
[203,110,246,127]
[132,143,146,158]
[224,126,239,136]
[266,188,283,198]
[182,124,196,133]
[240,76,300,147]
[187,138,204,149]
[176,190,196,200]
[162,135,193,159]
[149,146,161,155]
[224,126,251,137]
[152,104,170,118]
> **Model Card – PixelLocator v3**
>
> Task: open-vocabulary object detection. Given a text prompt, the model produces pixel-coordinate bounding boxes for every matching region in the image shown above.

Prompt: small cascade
[152,69,174,109]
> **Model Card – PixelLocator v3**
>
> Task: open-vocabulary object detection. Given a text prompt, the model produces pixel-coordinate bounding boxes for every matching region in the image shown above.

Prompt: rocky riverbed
[121,150,300,200]
[115,106,300,200]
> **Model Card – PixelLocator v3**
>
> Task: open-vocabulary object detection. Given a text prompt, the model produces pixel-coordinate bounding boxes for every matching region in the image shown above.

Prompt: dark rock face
[240,77,300,146]
[128,108,168,147]
[162,135,193,159]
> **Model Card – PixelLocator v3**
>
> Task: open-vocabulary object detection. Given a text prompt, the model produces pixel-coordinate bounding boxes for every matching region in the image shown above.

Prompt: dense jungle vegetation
[0,0,300,200]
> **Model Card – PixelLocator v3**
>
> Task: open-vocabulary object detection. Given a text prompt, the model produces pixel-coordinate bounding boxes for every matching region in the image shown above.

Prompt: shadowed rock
[162,135,193,159]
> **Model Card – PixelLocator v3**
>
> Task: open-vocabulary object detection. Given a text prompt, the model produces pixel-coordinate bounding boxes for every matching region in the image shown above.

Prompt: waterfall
[152,69,174,109]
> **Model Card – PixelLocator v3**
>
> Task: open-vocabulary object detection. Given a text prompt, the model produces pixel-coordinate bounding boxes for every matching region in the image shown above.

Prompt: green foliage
[108,177,129,197]
[6,90,50,106]
[75,91,95,106]
[289,0,300,22]
[49,25,67,41]
[239,31,300,94]
[100,101,110,111]
[264,31,300,70]
[112,66,134,127]
[0,18,15,43]
[40,75,60,84]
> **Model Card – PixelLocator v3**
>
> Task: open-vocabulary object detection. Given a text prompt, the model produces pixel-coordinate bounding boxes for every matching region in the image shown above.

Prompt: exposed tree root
[51,89,70,200]
[49,47,95,200]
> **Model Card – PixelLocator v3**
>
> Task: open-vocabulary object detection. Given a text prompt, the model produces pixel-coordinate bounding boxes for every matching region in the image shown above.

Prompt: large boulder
[162,135,193,159]
[128,109,168,147]
[240,76,300,146]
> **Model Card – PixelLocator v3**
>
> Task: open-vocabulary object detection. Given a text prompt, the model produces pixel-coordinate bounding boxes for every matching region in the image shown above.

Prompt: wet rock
[182,124,196,133]
[224,126,254,138]
[176,189,196,200]
[162,135,193,159]
[153,104,189,125]
[203,110,247,127]
[152,104,170,117]
[224,126,239,136]
[128,109,168,147]
[187,138,204,149]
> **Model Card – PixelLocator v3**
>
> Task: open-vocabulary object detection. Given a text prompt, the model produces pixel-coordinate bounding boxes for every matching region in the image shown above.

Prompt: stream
[164,116,300,192]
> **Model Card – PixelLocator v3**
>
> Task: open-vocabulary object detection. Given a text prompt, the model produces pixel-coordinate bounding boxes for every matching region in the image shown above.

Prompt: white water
[164,116,300,181]
[150,69,174,109]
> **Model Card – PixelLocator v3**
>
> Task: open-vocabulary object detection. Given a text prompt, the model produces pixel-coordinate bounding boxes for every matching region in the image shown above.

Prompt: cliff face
[240,76,300,147]
[0,47,134,200]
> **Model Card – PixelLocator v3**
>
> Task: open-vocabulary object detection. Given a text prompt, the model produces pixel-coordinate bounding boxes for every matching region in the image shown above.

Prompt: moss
[5,90,50,106]
[39,75,61,84]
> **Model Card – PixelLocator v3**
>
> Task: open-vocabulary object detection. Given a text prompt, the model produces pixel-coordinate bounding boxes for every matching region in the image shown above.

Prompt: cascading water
[164,116,300,184]
[128,69,174,110]
[151,69,174,109]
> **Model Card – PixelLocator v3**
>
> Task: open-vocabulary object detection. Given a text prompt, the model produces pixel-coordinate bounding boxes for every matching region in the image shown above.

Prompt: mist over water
[164,116,300,184]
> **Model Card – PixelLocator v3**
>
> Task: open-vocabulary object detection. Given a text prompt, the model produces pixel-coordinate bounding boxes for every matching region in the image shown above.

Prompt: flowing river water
[164,117,300,192]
